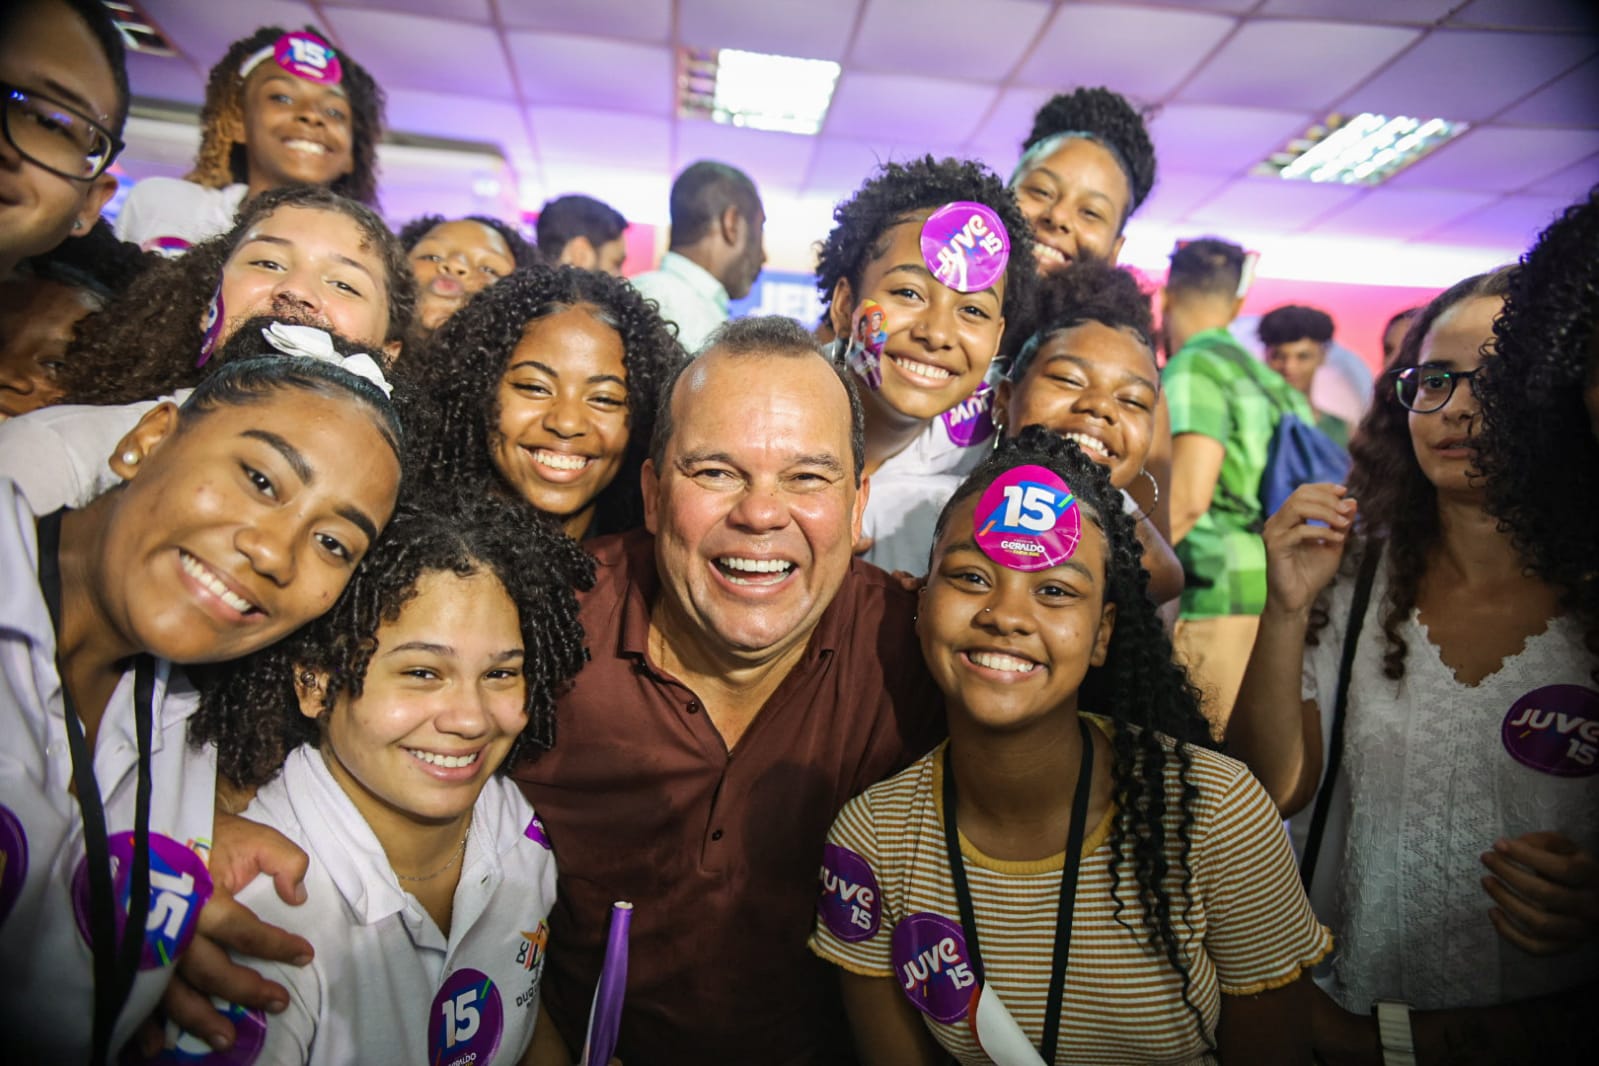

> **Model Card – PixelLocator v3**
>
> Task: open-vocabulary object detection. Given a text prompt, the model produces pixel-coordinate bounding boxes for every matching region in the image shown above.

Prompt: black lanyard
[36,510,155,1066]
[943,717,1095,1063]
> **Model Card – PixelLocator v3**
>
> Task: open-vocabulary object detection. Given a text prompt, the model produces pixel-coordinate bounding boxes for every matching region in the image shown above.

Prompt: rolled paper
[968,983,1047,1066]
[582,901,633,1066]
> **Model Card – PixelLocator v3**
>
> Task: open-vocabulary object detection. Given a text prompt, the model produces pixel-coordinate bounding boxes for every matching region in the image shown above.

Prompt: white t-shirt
[115,178,248,255]
[0,478,218,1061]
[629,252,729,354]
[0,394,187,514]
[1293,552,1599,1012]
[176,746,558,1065]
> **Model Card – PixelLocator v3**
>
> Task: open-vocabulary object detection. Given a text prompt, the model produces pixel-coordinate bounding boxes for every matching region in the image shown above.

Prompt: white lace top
[1293,555,1599,1012]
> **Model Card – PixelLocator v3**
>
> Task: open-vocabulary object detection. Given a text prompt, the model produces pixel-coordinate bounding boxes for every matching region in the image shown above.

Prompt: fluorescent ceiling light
[1256,112,1468,186]
[679,48,841,136]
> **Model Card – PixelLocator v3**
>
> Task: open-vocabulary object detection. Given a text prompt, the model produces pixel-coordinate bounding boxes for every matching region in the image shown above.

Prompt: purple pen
[582,900,633,1066]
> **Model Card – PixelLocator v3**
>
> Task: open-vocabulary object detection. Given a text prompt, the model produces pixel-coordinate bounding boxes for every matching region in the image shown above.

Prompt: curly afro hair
[191,488,593,788]
[932,424,1215,1043]
[1022,87,1157,220]
[395,264,685,538]
[814,155,1036,341]
[1258,304,1334,347]
[1004,259,1155,383]
[1476,188,1599,676]
[187,25,385,206]
[60,185,415,405]
[398,214,540,271]
[22,218,152,301]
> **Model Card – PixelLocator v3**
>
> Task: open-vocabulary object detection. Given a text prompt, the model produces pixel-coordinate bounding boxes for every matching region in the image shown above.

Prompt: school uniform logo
[430,968,505,1066]
[1501,685,1599,776]
[0,804,26,925]
[516,923,548,972]
[524,814,552,850]
[891,912,977,1023]
[70,832,213,969]
[818,844,880,942]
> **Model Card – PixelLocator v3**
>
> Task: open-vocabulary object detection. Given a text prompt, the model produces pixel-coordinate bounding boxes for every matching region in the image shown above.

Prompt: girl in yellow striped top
[810,426,1329,1064]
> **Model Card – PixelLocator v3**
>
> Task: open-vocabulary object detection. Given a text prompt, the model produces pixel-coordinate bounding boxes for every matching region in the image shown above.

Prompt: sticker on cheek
[942,382,995,449]
[974,465,1082,572]
[817,844,881,942]
[273,32,343,86]
[0,804,27,926]
[845,299,889,391]
[1500,685,1599,777]
[196,286,224,368]
[921,202,1010,294]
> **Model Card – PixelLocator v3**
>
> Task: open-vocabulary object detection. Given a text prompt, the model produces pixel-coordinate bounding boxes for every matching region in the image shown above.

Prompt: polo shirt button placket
[710,829,723,841]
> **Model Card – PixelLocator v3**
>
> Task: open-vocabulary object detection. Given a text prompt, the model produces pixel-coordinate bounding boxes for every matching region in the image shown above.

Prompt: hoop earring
[1130,467,1161,522]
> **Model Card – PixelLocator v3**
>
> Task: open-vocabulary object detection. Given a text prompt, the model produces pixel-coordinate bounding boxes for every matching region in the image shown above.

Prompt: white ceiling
[117,0,1599,271]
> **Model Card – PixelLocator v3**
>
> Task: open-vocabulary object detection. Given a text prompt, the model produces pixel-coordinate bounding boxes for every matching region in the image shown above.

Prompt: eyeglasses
[1387,364,1482,414]
[1,82,122,181]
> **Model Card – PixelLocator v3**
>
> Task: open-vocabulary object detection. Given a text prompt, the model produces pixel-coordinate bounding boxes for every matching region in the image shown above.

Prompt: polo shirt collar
[659,252,730,314]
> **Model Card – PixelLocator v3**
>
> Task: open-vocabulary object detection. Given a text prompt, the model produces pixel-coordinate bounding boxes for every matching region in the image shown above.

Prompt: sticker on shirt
[430,968,504,1066]
[845,299,888,391]
[149,1003,267,1064]
[1501,685,1599,777]
[921,202,1009,294]
[141,235,192,258]
[273,32,343,86]
[71,831,214,969]
[524,813,552,850]
[974,465,1082,572]
[892,912,977,1024]
[0,803,27,925]
[196,285,224,368]
[943,381,995,449]
[818,844,880,942]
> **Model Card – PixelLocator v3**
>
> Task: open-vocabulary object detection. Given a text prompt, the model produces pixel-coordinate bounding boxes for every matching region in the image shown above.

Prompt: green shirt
[1164,328,1315,618]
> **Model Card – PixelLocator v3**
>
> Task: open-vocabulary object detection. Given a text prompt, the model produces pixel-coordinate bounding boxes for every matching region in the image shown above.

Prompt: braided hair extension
[933,424,1216,1044]
[191,489,593,788]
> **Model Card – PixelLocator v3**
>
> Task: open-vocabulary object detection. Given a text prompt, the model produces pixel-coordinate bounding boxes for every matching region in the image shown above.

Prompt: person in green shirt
[1161,239,1314,727]
[1258,304,1350,448]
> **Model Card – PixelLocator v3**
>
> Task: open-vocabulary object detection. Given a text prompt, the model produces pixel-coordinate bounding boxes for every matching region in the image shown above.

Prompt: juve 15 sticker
[430,968,505,1066]
[891,912,977,1024]
[817,843,880,942]
[273,32,343,85]
[921,202,1009,294]
[0,803,27,925]
[942,381,995,449]
[973,465,1082,572]
[71,832,213,969]
[1500,685,1599,777]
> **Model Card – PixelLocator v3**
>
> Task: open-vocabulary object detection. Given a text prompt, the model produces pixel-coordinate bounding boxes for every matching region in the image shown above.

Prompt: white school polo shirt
[0,393,190,515]
[0,478,218,1061]
[115,178,249,255]
[187,745,558,1065]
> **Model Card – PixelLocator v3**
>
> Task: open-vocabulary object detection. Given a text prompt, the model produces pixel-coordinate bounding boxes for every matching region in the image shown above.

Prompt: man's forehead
[673,352,850,443]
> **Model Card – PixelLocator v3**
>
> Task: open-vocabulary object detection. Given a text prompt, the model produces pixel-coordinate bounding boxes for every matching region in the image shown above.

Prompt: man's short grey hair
[649,316,866,485]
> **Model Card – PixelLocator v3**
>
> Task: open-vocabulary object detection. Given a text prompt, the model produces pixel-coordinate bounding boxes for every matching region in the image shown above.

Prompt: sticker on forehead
[973,464,1082,572]
[845,299,889,391]
[273,32,343,86]
[920,202,1009,294]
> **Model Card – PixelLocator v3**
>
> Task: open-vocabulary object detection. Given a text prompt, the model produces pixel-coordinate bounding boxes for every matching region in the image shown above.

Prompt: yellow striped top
[809,719,1331,1065]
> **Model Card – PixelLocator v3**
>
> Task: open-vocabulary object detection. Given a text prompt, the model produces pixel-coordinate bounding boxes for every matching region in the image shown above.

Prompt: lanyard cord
[942,717,1095,1063]
[36,510,155,1066]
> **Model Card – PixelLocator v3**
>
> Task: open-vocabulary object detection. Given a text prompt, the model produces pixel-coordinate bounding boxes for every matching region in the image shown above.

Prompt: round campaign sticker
[524,813,552,850]
[973,465,1082,572]
[818,844,881,943]
[72,832,214,969]
[429,968,505,1066]
[1500,685,1599,777]
[920,202,1010,294]
[891,912,977,1024]
[145,1003,267,1064]
[942,381,996,449]
[273,32,343,86]
[0,803,27,925]
[142,235,192,258]
[196,286,224,368]
[845,299,889,391]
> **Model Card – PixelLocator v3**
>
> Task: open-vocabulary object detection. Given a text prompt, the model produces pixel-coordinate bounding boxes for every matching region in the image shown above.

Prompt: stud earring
[72,219,84,232]
[120,450,140,465]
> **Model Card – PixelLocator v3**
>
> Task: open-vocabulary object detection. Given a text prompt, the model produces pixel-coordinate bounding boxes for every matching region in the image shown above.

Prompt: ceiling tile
[499,0,672,42]
[1151,0,1257,10]
[1385,126,1599,192]
[1136,171,1232,223]
[966,87,1059,152]
[848,0,1049,79]
[1523,152,1599,199]
[381,88,532,159]
[1497,57,1599,128]
[1179,21,1420,111]
[138,0,321,68]
[1185,176,1365,231]
[527,108,671,171]
[320,9,515,98]
[1015,4,1237,99]
[1448,0,1599,32]
[534,163,673,226]
[678,0,862,61]
[672,123,818,197]
[1423,193,1575,248]
[124,52,206,106]
[1256,0,1457,22]
[324,0,491,21]
[507,33,673,113]
[801,137,973,200]
[1339,30,1595,122]
[1146,104,1309,175]
[823,72,997,143]
[1308,187,1499,239]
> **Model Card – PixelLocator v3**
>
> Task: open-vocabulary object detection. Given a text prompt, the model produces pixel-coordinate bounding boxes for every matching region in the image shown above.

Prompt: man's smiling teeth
[180,551,256,613]
[717,557,795,585]
[533,449,590,471]
[1034,244,1067,265]
[284,139,327,155]
[891,355,953,381]
[969,651,1038,674]
[1063,432,1111,459]
[408,749,479,769]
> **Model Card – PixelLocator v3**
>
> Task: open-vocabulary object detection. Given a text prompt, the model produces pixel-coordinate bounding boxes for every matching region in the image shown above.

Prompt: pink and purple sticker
[71,831,213,970]
[891,912,977,1024]
[1500,685,1599,777]
[145,1003,267,1064]
[818,844,880,943]
[272,33,343,86]
[142,235,192,258]
[845,299,889,391]
[973,465,1082,572]
[524,813,552,850]
[196,286,224,368]
[921,202,1010,295]
[429,968,504,1066]
[942,382,996,449]
[0,804,26,926]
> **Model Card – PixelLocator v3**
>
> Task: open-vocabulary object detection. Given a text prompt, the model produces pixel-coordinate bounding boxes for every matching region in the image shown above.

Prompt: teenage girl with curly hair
[812,426,1327,1064]
[116,24,385,252]
[1232,268,1599,1065]
[397,213,539,338]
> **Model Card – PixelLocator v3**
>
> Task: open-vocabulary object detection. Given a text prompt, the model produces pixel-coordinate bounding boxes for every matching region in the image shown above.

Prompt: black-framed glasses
[1387,364,1482,414]
[1,82,122,181]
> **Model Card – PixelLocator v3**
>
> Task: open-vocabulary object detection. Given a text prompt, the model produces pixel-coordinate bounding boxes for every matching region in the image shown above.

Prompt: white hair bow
[260,321,393,397]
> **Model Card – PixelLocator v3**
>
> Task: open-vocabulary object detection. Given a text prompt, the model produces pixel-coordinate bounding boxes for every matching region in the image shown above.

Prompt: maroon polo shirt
[514,528,944,1066]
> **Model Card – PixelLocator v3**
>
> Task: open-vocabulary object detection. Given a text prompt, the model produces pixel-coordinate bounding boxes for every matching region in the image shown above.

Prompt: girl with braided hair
[812,426,1327,1065]
[116,25,385,253]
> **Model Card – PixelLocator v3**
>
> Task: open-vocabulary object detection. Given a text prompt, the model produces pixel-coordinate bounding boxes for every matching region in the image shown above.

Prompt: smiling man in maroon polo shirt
[515,315,944,1065]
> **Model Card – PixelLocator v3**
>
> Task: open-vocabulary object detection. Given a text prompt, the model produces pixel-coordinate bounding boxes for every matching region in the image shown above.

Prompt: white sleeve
[0,414,93,514]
